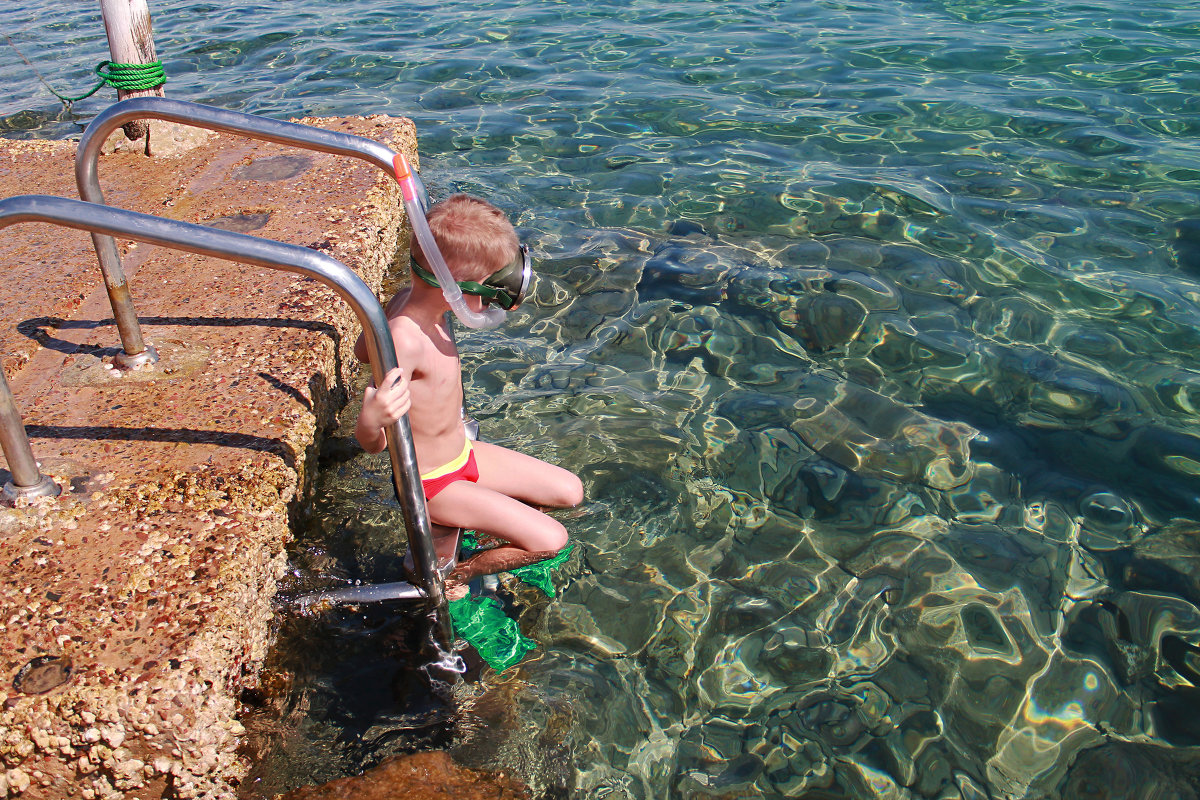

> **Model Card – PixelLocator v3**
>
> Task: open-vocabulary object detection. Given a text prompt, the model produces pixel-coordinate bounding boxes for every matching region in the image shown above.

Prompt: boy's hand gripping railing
[75,97,408,369]
[0,195,451,634]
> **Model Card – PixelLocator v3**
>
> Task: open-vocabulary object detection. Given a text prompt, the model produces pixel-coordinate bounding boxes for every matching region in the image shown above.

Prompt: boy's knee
[554,473,584,508]
[536,519,569,553]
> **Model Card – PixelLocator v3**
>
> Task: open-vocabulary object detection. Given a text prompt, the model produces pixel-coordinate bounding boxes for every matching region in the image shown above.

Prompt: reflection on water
[6,0,1200,796]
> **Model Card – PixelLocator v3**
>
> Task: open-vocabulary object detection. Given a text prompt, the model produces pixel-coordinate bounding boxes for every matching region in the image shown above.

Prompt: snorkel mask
[411,244,532,311]
[392,152,523,329]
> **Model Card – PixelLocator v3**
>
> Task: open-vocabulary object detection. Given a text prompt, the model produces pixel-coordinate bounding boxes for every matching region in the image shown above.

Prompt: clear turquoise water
[6,1,1200,797]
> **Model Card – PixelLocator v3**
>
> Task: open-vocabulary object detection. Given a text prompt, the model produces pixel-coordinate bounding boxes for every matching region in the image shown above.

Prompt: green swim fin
[448,595,536,672]
[460,529,479,552]
[509,543,574,598]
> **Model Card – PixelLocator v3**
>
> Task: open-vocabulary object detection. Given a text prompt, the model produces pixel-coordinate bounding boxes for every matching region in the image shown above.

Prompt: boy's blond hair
[413,194,520,283]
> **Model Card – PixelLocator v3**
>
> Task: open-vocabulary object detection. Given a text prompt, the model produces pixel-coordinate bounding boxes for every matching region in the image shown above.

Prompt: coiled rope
[3,33,166,108]
[53,60,168,105]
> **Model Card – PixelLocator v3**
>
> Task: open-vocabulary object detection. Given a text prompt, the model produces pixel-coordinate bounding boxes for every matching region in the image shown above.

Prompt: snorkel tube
[392,152,507,330]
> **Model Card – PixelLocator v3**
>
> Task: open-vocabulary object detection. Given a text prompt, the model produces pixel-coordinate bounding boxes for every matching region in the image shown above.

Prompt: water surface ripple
[5,0,1200,797]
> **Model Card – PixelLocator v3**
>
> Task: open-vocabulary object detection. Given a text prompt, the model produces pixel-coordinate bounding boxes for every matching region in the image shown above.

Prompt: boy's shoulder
[383,286,414,317]
[385,305,438,366]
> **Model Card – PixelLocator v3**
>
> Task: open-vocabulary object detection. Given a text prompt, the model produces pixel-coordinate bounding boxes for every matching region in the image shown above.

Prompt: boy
[354,194,583,593]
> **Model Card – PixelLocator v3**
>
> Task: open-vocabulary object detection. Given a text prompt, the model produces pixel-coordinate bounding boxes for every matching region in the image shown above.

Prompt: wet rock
[231,154,315,182]
[791,377,977,490]
[206,212,273,233]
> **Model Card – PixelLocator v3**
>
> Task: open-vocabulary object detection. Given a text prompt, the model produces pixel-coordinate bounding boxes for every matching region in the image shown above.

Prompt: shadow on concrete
[24,424,296,469]
[17,315,341,357]
[259,371,313,412]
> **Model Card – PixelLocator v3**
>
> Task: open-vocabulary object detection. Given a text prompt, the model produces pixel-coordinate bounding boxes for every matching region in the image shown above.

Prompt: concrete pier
[0,116,416,799]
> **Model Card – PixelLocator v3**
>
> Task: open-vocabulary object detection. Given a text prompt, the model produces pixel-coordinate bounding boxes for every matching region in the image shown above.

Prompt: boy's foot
[443,578,470,602]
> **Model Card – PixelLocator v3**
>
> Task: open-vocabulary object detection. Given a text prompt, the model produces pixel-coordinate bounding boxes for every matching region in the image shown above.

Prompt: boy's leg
[470,440,583,509]
[427,480,567,552]
[426,479,569,585]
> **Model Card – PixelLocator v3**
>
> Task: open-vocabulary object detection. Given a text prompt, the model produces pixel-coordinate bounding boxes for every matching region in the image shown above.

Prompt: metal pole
[98,0,165,140]
[89,229,156,370]
[0,370,59,506]
[0,195,450,639]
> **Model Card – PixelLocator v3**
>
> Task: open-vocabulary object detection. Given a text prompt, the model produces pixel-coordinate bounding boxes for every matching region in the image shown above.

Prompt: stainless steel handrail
[0,369,60,505]
[75,97,406,368]
[0,195,449,635]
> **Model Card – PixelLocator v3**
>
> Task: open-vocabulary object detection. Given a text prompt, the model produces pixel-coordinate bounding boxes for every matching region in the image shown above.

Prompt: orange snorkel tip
[392,153,417,202]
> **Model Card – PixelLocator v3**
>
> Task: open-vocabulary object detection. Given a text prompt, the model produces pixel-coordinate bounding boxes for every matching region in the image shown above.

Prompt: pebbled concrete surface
[0,115,416,799]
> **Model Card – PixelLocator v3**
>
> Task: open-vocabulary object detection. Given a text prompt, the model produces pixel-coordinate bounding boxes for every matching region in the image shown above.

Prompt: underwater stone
[1057,740,1200,799]
[827,237,884,269]
[1152,370,1200,416]
[1053,326,1131,364]
[892,256,975,305]
[636,241,733,305]
[791,377,976,490]
[776,238,831,268]
[1077,491,1137,551]
[825,271,902,311]
[668,219,709,237]
[714,391,797,433]
[971,295,1054,345]
[1022,500,1078,543]
[1027,368,1136,423]
[867,321,975,377]
[788,292,868,352]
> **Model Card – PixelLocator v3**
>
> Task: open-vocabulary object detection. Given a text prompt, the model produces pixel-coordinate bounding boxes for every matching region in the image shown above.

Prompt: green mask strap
[411,260,516,310]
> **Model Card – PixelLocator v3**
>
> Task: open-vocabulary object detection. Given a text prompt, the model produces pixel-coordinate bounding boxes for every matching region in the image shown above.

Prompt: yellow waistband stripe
[419,438,473,481]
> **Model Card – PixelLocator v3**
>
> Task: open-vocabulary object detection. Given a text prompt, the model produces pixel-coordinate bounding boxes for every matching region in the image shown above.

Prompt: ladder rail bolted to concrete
[0,195,449,633]
[76,97,407,373]
[0,368,60,505]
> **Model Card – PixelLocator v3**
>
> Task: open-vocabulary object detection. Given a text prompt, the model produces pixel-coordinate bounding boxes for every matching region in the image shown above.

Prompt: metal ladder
[0,194,450,642]
[75,97,464,604]
[75,96,413,368]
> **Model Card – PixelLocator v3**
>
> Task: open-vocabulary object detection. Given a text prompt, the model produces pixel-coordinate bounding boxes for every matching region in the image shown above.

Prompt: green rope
[36,60,166,107]
[98,60,166,91]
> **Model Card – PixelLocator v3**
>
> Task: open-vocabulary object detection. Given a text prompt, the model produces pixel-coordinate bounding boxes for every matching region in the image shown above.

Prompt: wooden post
[98,0,164,140]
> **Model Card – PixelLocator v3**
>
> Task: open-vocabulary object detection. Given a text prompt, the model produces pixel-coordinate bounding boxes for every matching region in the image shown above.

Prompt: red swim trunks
[420,439,479,500]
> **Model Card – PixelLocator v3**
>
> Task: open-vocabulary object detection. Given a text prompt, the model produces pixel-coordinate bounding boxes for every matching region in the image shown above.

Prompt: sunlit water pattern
[6,0,1200,797]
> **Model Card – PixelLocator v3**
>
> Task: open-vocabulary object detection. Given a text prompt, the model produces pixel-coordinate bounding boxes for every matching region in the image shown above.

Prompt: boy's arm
[355,317,423,454]
[355,366,410,454]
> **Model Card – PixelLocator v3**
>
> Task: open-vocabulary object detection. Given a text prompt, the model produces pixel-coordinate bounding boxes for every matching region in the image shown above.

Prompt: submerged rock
[791,377,977,490]
[277,750,530,799]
